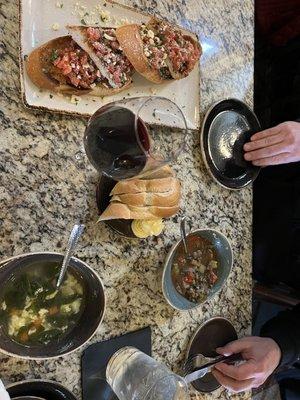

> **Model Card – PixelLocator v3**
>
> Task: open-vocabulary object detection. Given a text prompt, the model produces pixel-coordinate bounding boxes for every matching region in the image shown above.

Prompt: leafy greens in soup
[0,263,84,346]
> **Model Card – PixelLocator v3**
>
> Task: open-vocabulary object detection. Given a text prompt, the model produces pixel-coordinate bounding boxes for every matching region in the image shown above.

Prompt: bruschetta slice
[25,36,132,96]
[116,17,201,83]
[68,26,134,89]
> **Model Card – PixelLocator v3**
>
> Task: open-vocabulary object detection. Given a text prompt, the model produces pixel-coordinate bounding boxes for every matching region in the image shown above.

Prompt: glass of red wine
[83,96,188,181]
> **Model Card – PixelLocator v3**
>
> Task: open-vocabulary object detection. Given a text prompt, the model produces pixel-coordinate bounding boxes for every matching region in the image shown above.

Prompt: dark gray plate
[201,98,261,189]
[96,175,137,239]
[7,380,76,400]
[186,317,238,393]
[0,252,105,359]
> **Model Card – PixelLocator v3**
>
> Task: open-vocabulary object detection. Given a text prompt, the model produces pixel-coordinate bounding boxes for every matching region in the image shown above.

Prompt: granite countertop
[0,0,254,399]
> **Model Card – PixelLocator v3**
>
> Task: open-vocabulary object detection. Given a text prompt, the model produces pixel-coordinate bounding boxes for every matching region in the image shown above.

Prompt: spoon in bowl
[56,223,85,290]
[180,217,191,260]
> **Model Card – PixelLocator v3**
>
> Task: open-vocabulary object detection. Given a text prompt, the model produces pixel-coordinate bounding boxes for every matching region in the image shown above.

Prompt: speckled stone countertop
[0,0,254,399]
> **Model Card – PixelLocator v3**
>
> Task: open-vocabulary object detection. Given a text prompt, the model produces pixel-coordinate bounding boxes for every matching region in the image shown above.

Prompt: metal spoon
[56,223,85,289]
[180,217,190,258]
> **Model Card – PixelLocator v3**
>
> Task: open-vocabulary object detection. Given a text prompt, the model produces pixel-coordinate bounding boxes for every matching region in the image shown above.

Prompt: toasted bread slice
[110,177,179,196]
[115,24,164,84]
[68,25,134,89]
[98,202,179,221]
[26,36,130,96]
[147,17,201,80]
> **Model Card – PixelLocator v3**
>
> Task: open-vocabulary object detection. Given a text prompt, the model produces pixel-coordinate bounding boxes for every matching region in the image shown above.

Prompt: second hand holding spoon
[56,223,85,290]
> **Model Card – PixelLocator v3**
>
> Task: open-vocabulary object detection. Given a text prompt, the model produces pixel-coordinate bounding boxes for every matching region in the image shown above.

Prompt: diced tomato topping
[113,70,121,85]
[183,272,194,285]
[87,27,101,41]
[209,271,218,285]
[85,27,133,87]
[52,40,102,89]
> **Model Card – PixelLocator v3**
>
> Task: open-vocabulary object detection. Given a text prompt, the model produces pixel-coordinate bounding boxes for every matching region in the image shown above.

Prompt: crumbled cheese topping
[72,2,134,27]
[73,2,112,25]
[70,95,81,105]
[147,29,154,38]
[103,33,114,41]
[52,22,60,31]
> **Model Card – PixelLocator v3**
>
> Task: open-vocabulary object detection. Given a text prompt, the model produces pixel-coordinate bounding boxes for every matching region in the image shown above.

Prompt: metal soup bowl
[162,229,233,311]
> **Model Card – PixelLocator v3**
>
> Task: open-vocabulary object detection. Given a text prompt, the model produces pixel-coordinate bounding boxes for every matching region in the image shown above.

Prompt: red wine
[84,105,150,180]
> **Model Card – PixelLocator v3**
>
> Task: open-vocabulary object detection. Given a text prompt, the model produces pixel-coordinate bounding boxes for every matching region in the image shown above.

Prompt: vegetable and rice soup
[0,262,84,346]
[171,234,219,304]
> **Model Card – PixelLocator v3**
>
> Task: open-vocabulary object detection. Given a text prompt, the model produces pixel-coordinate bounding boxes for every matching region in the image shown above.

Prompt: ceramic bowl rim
[162,229,233,311]
[200,97,261,191]
[186,315,237,357]
[6,378,76,399]
[185,316,237,392]
[0,251,106,360]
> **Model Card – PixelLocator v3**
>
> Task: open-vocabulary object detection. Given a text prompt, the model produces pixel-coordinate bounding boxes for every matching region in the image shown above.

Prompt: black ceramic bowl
[201,98,261,189]
[186,317,238,393]
[0,252,105,359]
[6,380,76,400]
[96,174,136,238]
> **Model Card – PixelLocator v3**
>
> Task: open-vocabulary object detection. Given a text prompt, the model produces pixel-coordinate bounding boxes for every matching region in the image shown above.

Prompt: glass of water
[106,347,189,400]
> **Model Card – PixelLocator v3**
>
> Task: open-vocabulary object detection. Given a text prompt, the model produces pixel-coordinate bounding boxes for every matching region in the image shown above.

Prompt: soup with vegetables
[0,263,84,346]
[171,234,219,303]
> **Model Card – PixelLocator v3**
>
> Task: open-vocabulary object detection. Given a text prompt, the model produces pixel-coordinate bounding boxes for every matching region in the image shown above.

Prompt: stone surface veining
[0,0,253,399]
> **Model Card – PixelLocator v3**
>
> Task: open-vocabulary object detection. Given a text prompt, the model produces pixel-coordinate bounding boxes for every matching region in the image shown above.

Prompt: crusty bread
[110,177,179,196]
[115,24,164,84]
[138,165,174,179]
[68,25,133,89]
[165,34,201,79]
[112,180,180,207]
[26,36,131,96]
[98,202,179,221]
[26,36,90,95]
[147,17,201,80]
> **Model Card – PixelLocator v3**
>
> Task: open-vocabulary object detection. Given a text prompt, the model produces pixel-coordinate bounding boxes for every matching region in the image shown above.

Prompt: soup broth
[171,235,219,303]
[0,262,84,346]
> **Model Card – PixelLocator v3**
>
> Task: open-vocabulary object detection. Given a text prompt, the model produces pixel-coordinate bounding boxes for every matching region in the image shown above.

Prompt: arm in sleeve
[260,303,300,366]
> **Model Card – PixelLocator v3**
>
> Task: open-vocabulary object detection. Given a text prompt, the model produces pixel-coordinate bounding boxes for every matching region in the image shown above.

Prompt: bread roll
[110,177,179,196]
[112,180,180,206]
[139,165,174,179]
[98,202,179,221]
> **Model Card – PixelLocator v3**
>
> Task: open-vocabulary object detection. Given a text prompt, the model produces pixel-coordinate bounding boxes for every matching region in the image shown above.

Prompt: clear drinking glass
[106,347,189,400]
[83,96,188,181]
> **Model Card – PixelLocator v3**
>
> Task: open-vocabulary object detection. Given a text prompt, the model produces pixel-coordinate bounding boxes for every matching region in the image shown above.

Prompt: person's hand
[211,336,281,393]
[243,121,300,166]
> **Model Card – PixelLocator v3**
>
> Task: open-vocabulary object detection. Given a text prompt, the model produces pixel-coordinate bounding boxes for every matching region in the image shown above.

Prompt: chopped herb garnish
[50,49,59,62]
[49,94,53,99]
[84,12,89,16]
[23,54,28,61]
[103,2,107,6]
[81,19,87,25]
[60,3,63,8]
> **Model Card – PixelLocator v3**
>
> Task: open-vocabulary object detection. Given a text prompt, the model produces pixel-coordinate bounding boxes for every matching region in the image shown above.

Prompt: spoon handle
[56,224,85,289]
[180,217,189,255]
